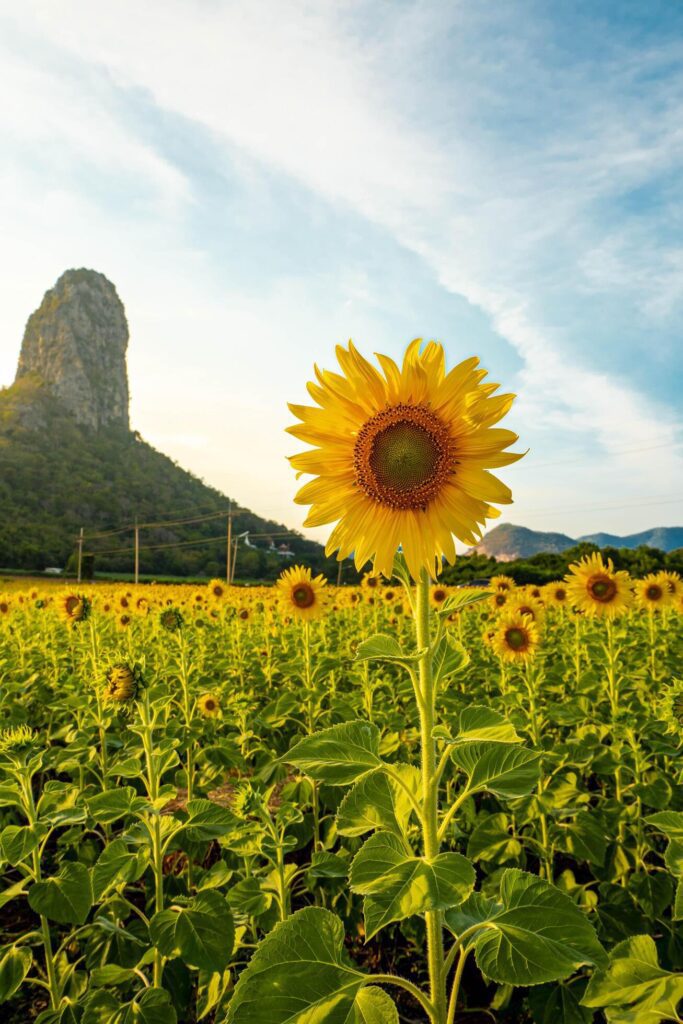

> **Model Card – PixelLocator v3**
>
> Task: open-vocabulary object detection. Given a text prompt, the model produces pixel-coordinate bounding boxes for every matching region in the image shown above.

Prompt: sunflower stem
[415,567,447,1024]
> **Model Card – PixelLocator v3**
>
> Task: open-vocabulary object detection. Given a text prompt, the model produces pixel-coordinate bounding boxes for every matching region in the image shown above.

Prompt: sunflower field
[2,341,683,1024]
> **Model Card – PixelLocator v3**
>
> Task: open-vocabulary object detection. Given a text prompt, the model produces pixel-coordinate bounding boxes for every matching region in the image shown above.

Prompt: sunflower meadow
[1,341,683,1024]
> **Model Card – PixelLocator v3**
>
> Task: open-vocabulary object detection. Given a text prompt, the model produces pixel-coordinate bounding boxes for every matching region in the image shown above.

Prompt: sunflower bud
[104,663,140,703]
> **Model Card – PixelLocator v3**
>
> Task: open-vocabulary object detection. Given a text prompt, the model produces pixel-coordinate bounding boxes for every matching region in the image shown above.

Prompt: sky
[1,0,682,547]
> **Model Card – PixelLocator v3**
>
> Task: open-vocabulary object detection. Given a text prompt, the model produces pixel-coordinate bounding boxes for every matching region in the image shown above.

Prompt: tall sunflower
[565,553,632,618]
[490,574,515,593]
[287,340,523,580]
[276,565,327,621]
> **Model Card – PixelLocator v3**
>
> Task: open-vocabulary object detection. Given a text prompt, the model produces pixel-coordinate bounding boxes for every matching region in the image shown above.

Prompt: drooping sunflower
[565,553,632,618]
[634,574,671,611]
[491,612,539,662]
[287,340,523,580]
[59,592,91,626]
[276,565,327,621]
[103,663,141,704]
[159,607,184,632]
[490,574,515,593]
[658,571,681,600]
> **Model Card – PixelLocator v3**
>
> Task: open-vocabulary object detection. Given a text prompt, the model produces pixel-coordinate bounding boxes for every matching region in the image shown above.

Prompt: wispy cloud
[2,0,682,536]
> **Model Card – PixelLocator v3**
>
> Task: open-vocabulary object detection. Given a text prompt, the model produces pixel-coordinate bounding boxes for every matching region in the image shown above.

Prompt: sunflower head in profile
[658,679,683,735]
[60,592,91,626]
[198,693,221,718]
[207,578,227,601]
[635,574,672,611]
[276,565,327,621]
[159,607,184,632]
[492,612,539,662]
[543,582,569,607]
[490,574,515,593]
[117,613,132,631]
[287,340,523,581]
[565,553,632,618]
[0,595,10,615]
[103,663,141,704]
[658,571,681,599]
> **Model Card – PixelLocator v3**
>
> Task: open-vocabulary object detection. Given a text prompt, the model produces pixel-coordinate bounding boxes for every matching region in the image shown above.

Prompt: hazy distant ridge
[470,523,683,560]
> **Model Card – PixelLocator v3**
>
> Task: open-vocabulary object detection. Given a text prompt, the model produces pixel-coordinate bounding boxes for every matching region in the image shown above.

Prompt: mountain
[0,269,330,579]
[470,523,683,560]
[579,527,683,551]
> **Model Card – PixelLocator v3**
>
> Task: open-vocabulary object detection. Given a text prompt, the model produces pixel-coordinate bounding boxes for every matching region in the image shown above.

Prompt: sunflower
[565,553,632,618]
[60,592,91,626]
[103,663,141,703]
[492,612,539,662]
[489,590,509,612]
[0,595,10,615]
[543,582,569,607]
[208,578,227,600]
[430,585,449,608]
[507,594,545,624]
[490,574,515,593]
[198,693,221,718]
[634,574,671,611]
[159,607,184,632]
[658,571,681,599]
[287,340,523,580]
[361,573,381,590]
[276,565,327,621]
[117,613,133,631]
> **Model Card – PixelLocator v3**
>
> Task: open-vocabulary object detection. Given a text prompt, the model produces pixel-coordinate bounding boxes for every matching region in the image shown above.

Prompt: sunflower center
[65,596,80,615]
[555,588,566,600]
[354,405,452,511]
[505,627,528,651]
[292,584,315,608]
[588,575,617,603]
[646,585,662,601]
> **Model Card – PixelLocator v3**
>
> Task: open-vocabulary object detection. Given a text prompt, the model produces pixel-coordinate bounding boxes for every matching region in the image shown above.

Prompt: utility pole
[230,537,238,584]
[337,558,343,586]
[226,503,233,585]
[134,518,140,585]
[77,527,84,583]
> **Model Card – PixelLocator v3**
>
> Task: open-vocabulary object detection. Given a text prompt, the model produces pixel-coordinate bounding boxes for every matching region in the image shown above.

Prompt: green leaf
[197,969,232,1021]
[445,869,606,986]
[675,879,683,922]
[0,878,29,910]
[350,831,474,939]
[307,851,350,879]
[439,589,489,615]
[28,862,92,925]
[122,988,178,1024]
[553,810,607,867]
[0,823,46,866]
[450,743,541,799]
[227,878,272,918]
[646,812,683,876]
[527,983,592,1024]
[179,800,238,841]
[432,636,469,684]
[0,945,32,1002]
[287,722,383,786]
[87,787,147,824]
[346,986,398,1023]
[150,890,234,972]
[225,906,397,1024]
[354,635,426,665]
[467,813,522,863]
[90,964,137,987]
[92,839,148,901]
[389,552,413,591]
[582,934,683,1024]
[629,872,673,921]
[453,707,521,745]
[336,765,420,838]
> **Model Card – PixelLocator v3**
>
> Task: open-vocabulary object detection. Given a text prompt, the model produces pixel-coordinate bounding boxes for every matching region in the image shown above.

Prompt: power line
[85,530,303,558]
[506,494,683,520]
[516,439,681,471]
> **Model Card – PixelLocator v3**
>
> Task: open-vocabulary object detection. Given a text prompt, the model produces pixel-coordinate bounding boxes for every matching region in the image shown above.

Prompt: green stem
[416,568,446,1024]
[446,948,470,1024]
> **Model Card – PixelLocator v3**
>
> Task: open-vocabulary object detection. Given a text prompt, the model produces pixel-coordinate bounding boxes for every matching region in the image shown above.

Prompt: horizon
[2,2,683,546]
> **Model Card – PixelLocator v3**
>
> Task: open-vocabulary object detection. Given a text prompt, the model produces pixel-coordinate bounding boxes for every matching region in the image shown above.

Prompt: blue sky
[1,0,682,544]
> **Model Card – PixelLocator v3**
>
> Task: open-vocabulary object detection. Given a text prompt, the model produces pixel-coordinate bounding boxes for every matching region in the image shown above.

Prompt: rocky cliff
[15,269,129,430]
